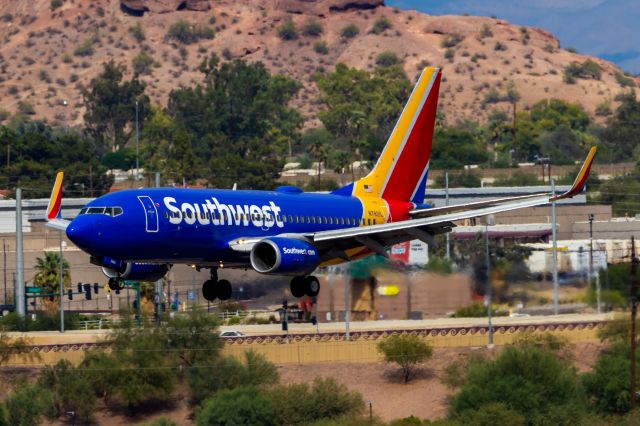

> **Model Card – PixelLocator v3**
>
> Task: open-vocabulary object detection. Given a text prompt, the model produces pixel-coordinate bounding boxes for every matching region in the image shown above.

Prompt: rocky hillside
[0,0,637,128]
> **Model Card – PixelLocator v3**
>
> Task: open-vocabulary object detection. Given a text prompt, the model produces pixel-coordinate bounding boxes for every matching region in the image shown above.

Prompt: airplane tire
[217,279,233,301]
[202,280,217,301]
[109,277,123,291]
[290,276,306,298]
[304,276,320,297]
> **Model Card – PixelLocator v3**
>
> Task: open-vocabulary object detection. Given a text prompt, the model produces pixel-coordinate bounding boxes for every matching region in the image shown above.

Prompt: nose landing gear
[202,269,233,301]
[290,275,320,298]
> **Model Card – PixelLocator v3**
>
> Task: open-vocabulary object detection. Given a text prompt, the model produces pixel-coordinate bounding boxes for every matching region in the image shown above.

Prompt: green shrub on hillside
[167,20,214,44]
[278,16,298,40]
[371,16,392,34]
[341,23,359,39]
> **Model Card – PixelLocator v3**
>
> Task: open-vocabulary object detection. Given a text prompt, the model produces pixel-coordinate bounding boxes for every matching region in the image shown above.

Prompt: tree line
[0,57,638,197]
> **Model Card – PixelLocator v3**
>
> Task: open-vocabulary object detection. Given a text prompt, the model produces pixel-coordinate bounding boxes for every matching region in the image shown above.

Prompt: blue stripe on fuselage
[71,188,364,265]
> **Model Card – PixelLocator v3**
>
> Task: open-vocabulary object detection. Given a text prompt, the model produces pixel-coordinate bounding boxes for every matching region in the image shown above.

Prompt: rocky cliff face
[277,0,384,16]
[121,0,210,14]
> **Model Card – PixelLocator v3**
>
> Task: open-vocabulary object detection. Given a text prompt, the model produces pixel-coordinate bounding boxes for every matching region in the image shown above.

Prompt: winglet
[46,171,64,220]
[550,146,597,202]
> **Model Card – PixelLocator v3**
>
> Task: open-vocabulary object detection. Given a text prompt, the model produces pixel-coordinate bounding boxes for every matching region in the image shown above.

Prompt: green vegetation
[197,387,276,426]
[267,378,364,424]
[83,61,150,152]
[129,22,145,42]
[302,19,323,37]
[564,59,602,83]
[50,0,62,11]
[433,170,481,188]
[444,48,455,61]
[450,344,587,424]
[33,251,71,295]
[341,23,360,39]
[376,51,401,67]
[314,41,329,55]
[167,20,214,44]
[132,51,158,75]
[454,302,508,318]
[316,63,411,175]
[278,16,299,40]
[73,34,97,57]
[371,16,392,34]
[441,34,463,48]
[163,55,302,188]
[377,335,433,383]
[615,71,636,88]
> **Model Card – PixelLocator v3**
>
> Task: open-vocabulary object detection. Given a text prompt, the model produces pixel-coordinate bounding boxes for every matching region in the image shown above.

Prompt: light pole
[59,234,64,332]
[589,213,600,313]
[485,215,494,347]
[552,179,559,315]
[135,101,140,181]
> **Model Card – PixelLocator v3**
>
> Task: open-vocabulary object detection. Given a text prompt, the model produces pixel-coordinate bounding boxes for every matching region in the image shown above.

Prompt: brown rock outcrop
[120,0,210,14]
[277,0,383,16]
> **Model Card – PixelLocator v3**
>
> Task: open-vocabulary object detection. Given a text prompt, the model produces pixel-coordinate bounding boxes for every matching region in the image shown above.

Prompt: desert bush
[376,51,401,67]
[377,335,433,383]
[303,19,323,37]
[277,16,298,41]
[167,20,214,44]
[371,16,392,34]
[341,24,359,39]
[266,378,364,425]
[129,22,145,42]
[441,34,463,48]
[314,41,329,55]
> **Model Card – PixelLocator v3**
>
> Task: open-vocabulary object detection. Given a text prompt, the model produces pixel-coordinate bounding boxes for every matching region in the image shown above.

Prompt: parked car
[220,330,245,338]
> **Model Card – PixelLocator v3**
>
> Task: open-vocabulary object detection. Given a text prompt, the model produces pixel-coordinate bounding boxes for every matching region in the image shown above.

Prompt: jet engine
[250,237,320,275]
[97,256,170,282]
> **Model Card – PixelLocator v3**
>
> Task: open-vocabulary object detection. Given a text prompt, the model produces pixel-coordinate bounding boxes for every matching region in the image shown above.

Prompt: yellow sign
[377,285,400,296]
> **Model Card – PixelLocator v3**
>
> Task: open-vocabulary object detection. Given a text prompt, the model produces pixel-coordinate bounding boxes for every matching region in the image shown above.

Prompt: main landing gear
[202,269,232,301]
[290,275,320,298]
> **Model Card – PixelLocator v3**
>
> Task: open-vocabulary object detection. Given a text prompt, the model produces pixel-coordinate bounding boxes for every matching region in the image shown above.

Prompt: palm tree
[33,251,71,294]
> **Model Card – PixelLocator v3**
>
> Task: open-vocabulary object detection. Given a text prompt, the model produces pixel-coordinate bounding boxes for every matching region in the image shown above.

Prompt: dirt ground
[278,342,604,422]
[29,342,604,425]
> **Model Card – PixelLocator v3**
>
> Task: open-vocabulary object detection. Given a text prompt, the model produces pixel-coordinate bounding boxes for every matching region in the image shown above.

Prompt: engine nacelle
[250,237,320,275]
[99,256,169,282]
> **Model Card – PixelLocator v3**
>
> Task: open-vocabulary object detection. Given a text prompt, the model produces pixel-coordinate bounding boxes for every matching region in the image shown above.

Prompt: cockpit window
[79,206,123,216]
[87,207,105,214]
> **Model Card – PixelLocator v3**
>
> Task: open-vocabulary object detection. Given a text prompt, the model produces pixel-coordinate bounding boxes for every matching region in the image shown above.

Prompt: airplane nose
[66,219,92,249]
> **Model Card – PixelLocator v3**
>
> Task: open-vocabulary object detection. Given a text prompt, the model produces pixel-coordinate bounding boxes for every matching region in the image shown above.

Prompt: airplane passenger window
[311,216,316,224]
[288,215,293,223]
[340,218,344,225]
[164,211,169,219]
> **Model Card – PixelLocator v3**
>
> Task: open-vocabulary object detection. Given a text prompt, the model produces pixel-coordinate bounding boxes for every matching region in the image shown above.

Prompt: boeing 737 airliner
[46,67,597,301]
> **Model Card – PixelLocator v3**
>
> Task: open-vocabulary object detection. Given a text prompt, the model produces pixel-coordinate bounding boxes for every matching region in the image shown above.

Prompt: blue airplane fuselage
[66,187,366,266]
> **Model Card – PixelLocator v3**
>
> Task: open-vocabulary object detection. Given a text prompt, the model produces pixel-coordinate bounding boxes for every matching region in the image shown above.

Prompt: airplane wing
[310,146,597,260]
[45,171,71,231]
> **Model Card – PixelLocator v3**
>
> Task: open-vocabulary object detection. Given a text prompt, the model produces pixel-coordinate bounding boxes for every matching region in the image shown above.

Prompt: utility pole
[445,172,450,259]
[3,240,7,305]
[485,216,494,347]
[589,214,600,313]
[59,233,64,332]
[135,101,140,181]
[345,272,350,341]
[630,236,638,411]
[552,180,559,315]
[15,188,25,316]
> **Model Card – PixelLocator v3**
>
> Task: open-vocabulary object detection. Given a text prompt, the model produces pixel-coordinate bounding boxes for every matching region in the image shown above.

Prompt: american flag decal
[364,185,373,193]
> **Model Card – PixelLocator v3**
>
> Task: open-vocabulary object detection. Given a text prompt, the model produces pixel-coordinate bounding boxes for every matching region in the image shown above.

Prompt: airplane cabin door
[138,196,159,233]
